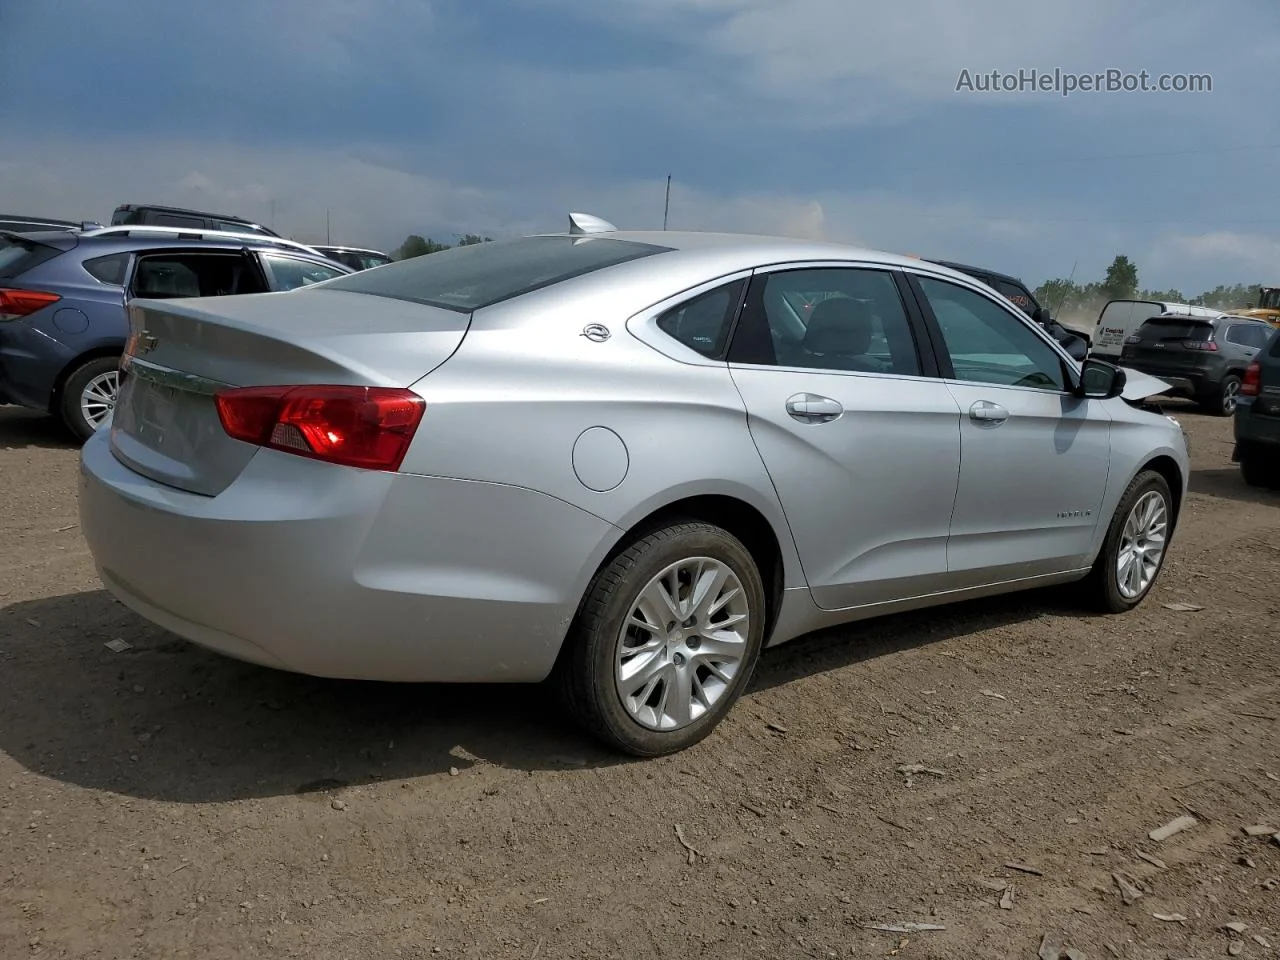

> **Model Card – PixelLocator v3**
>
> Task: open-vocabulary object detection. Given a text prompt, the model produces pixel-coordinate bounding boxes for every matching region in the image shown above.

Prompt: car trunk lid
[109,289,470,496]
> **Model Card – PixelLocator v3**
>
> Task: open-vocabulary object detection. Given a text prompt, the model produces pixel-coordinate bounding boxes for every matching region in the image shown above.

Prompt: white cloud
[561,0,1259,126]
[4,129,1273,294]
[1153,231,1280,282]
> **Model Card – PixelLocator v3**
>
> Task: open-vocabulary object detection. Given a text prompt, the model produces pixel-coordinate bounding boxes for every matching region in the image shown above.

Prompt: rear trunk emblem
[581,324,611,343]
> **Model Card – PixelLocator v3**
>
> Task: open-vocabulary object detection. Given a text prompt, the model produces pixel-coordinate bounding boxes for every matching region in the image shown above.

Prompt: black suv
[110,203,278,237]
[925,258,1090,358]
[1120,313,1274,416]
[1232,325,1280,487]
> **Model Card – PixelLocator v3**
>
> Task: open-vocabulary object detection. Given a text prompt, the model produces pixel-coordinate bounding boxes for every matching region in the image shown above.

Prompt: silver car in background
[79,215,1189,756]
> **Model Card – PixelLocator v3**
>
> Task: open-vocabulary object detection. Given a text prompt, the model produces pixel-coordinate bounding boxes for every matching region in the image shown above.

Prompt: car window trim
[722,261,942,379]
[80,251,133,287]
[625,268,755,367]
[125,248,265,299]
[901,268,1082,394]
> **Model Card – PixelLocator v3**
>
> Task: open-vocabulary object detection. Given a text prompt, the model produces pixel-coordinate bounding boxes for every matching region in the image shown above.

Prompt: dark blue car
[0,226,352,439]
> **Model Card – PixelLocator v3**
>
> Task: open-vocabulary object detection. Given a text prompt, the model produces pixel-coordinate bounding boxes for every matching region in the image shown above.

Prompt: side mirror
[1065,337,1088,361]
[1076,358,1126,399]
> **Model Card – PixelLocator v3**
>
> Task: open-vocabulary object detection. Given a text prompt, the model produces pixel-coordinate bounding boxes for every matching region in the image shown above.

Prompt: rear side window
[320,235,673,312]
[1225,323,1271,348]
[130,253,267,299]
[83,253,130,285]
[151,213,206,229]
[655,281,745,358]
[0,236,62,279]
[1270,329,1280,358]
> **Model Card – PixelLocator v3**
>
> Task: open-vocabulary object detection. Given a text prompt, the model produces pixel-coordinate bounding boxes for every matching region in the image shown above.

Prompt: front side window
[654,281,744,358]
[260,254,347,291]
[731,267,921,376]
[915,276,1067,391]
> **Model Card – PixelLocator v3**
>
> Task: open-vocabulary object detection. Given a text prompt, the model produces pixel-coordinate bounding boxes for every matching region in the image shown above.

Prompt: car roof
[555,229,969,274]
[434,229,995,321]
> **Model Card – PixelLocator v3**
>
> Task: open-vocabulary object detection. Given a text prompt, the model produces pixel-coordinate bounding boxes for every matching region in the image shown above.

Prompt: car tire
[59,356,121,442]
[1239,449,1280,489]
[556,521,767,756]
[1204,374,1241,417]
[1082,469,1174,614]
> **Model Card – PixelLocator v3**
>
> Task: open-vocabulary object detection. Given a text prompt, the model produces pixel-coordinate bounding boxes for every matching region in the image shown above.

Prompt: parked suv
[1119,313,1273,416]
[311,245,394,271]
[110,203,278,237]
[1233,325,1280,487]
[0,226,351,439]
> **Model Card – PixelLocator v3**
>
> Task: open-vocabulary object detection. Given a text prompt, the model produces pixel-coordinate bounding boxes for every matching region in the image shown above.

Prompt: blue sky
[2,0,1278,302]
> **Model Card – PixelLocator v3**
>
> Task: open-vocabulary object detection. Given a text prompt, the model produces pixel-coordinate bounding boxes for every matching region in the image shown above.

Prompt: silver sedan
[79,214,1190,755]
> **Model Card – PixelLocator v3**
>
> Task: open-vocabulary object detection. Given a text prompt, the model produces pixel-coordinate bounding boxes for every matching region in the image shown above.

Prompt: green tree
[1139,288,1185,304]
[1100,255,1139,302]
[456,233,493,246]
[395,235,451,259]
[1033,278,1081,313]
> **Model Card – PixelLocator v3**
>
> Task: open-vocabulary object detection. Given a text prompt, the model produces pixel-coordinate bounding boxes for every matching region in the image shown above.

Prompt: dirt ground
[1,402,1277,960]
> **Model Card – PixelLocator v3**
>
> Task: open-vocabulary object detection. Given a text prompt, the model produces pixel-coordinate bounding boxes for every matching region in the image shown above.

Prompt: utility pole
[663,175,671,230]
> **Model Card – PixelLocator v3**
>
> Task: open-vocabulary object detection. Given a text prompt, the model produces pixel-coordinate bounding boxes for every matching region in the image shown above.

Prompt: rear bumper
[79,431,621,682]
[1233,398,1280,457]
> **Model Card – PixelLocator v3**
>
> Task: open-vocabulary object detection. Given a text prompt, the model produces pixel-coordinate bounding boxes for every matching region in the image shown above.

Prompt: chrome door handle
[969,400,1008,423]
[786,393,843,423]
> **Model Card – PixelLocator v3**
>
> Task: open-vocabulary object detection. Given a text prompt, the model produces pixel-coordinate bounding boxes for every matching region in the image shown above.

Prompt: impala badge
[581,323,611,343]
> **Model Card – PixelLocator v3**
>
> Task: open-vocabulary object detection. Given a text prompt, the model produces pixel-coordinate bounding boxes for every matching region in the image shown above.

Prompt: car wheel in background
[557,521,767,756]
[1082,469,1174,613]
[1204,374,1241,417]
[60,356,120,442]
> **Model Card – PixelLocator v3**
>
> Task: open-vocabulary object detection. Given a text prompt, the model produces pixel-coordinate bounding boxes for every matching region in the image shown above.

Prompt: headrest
[803,297,873,355]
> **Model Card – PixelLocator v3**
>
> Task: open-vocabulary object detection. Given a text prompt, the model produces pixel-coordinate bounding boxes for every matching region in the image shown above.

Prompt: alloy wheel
[1222,378,1240,415]
[79,370,118,430]
[1115,490,1168,600]
[615,556,752,731]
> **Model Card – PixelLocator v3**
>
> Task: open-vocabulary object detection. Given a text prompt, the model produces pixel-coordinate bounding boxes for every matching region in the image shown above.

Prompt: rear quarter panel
[399,289,806,590]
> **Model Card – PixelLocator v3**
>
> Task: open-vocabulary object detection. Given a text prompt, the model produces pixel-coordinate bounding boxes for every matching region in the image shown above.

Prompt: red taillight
[0,288,61,321]
[1241,361,1261,397]
[214,385,426,471]
[1181,339,1218,351]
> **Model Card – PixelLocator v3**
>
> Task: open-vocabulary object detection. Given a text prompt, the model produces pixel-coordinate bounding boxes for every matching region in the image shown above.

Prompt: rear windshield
[1136,318,1213,341]
[0,236,62,279]
[319,235,673,312]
